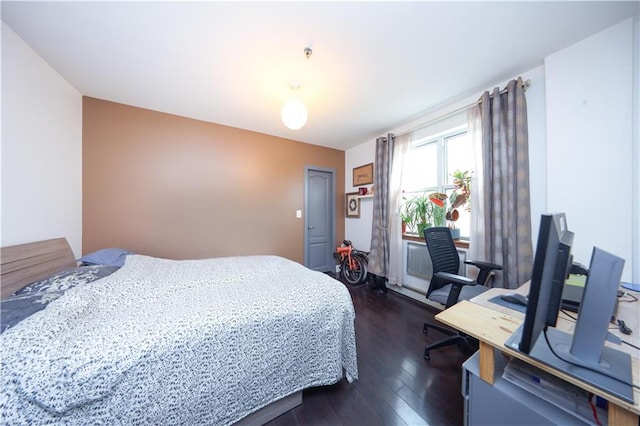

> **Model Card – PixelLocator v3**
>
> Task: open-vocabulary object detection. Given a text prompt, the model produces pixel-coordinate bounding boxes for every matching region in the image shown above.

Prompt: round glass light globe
[281,100,308,130]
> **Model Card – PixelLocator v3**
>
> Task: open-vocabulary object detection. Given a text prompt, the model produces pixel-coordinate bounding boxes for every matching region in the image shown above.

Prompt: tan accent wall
[82,97,345,263]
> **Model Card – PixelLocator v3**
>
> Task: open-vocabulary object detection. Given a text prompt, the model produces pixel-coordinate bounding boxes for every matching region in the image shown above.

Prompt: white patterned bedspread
[0,255,358,425]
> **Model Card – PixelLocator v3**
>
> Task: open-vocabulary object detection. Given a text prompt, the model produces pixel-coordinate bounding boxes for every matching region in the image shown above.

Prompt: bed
[0,238,358,425]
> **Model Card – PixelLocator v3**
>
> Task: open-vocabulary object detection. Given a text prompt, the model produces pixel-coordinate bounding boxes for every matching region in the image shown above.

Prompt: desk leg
[608,403,638,426]
[478,341,495,385]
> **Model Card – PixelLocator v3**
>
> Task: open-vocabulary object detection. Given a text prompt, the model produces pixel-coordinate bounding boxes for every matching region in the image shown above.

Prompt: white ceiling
[2,1,638,150]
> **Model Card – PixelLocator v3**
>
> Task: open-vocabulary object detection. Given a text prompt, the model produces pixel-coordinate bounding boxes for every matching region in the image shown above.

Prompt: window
[402,124,474,239]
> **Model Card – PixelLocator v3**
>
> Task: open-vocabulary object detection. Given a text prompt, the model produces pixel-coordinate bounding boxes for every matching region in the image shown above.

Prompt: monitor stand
[527,327,633,404]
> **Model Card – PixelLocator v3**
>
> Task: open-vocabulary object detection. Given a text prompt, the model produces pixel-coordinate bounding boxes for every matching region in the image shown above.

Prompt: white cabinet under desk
[463,349,603,425]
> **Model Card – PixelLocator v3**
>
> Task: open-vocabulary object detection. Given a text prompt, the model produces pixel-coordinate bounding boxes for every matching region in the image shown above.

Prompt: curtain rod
[398,79,530,138]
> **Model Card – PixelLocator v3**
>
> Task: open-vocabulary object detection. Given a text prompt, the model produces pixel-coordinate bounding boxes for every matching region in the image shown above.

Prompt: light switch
[296,210,302,218]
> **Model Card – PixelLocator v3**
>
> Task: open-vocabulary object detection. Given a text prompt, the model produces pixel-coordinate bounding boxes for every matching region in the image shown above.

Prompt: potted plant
[426,192,448,231]
[402,192,447,236]
[400,204,413,234]
[446,170,472,239]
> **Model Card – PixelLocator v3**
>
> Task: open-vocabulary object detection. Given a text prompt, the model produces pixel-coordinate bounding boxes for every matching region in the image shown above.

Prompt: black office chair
[422,227,502,360]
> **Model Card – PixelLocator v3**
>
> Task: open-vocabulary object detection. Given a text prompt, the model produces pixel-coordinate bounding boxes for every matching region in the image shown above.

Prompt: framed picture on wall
[346,192,360,218]
[353,163,374,186]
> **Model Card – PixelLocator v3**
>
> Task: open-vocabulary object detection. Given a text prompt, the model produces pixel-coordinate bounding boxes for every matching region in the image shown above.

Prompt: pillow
[78,248,133,267]
[2,265,120,333]
[14,264,120,296]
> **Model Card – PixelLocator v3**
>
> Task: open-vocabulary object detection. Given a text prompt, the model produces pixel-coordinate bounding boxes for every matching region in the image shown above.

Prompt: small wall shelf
[358,194,374,199]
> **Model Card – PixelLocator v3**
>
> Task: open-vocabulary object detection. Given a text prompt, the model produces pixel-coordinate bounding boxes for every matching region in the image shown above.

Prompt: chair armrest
[434,271,476,286]
[464,259,503,271]
[464,260,503,286]
[433,272,476,308]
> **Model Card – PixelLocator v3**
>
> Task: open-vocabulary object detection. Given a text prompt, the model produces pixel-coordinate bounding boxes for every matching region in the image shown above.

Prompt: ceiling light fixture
[281,98,307,130]
[281,47,312,130]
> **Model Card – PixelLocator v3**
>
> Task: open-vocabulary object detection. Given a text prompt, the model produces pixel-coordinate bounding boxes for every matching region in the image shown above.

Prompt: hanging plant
[446,170,472,229]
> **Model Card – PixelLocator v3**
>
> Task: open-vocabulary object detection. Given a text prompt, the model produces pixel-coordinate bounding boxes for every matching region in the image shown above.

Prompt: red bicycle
[334,240,368,285]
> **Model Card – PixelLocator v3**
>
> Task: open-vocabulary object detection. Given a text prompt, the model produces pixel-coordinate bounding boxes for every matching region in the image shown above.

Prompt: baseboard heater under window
[407,242,433,280]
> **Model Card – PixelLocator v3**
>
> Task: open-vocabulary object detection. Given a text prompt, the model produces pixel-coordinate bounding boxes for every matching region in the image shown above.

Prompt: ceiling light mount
[289,80,302,90]
[304,47,312,59]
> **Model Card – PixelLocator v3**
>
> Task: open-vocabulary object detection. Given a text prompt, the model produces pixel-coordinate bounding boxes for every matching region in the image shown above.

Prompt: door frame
[303,165,336,271]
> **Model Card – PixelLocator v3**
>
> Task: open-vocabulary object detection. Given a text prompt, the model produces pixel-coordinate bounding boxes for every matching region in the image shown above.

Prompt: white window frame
[403,124,471,238]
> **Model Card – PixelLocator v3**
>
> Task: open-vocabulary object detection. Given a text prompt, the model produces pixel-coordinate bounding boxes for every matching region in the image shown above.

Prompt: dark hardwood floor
[265,278,470,426]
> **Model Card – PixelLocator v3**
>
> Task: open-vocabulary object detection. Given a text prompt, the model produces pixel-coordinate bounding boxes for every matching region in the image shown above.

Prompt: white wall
[345,17,639,283]
[545,18,636,282]
[345,138,375,251]
[1,22,83,256]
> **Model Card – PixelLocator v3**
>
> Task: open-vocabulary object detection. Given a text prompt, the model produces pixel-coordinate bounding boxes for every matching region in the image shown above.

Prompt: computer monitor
[567,248,625,367]
[505,214,633,403]
[516,213,574,354]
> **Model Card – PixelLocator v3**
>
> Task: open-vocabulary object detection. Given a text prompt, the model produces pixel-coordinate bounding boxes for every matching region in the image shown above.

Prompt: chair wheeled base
[423,322,477,360]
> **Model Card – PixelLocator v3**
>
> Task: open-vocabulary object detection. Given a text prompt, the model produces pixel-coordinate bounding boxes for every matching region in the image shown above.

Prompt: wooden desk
[436,287,640,425]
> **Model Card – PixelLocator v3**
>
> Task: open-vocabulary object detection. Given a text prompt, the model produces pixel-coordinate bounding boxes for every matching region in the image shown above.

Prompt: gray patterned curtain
[468,77,533,289]
[368,134,394,288]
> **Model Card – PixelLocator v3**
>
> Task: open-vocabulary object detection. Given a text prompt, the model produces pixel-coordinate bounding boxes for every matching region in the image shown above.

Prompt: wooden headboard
[1,238,76,299]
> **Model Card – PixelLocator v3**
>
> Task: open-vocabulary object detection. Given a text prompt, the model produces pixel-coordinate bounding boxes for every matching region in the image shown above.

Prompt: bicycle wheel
[353,251,368,264]
[341,255,367,285]
[352,253,370,283]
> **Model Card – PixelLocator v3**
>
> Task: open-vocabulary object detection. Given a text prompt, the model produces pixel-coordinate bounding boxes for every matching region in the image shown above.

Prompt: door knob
[307,225,315,229]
